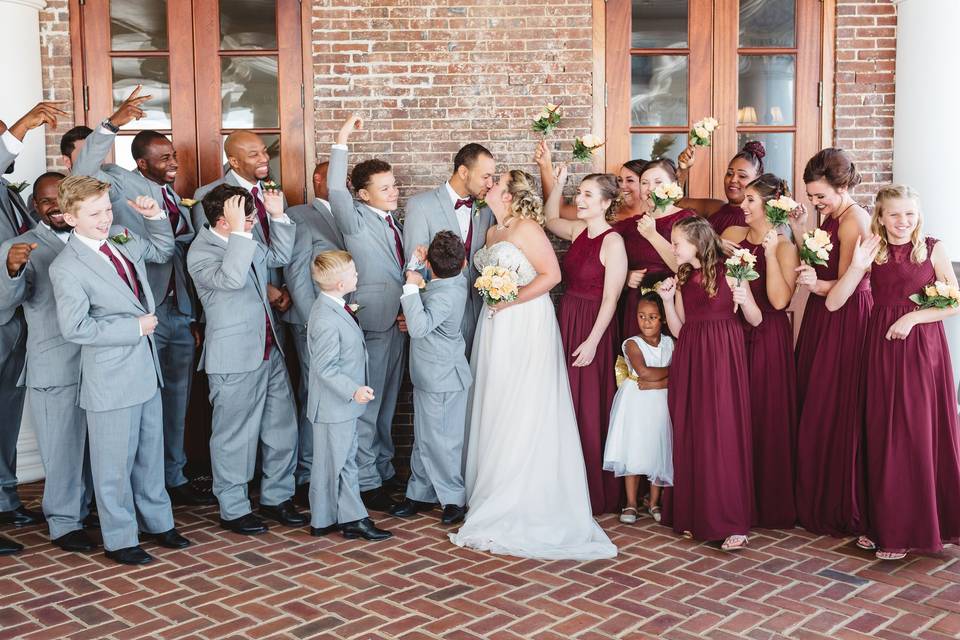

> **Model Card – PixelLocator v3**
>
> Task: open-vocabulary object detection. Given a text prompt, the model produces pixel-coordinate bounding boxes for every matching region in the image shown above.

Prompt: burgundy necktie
[344,302,360,326]
[263,311,274,360]
[250,186,271,245]
[16,214,28,235]
[385,214,404,268]
[99,243,141,299]
[454,196,474,210]
[463,216,473,259]
[161,187,186,237]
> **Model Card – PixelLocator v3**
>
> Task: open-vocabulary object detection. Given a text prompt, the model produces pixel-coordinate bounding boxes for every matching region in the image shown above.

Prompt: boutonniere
[109,229,132,245]
[8,181,28,194]
[262,179,281,191]
[179,198,197,207]
[473,199,486,216]
[347,303,361,313]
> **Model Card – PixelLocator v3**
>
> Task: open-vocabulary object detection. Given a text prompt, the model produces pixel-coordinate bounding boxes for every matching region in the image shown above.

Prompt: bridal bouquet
[572,134,604,162]
[475,265,520,311]
[764,195,799,227]
[689,117,719,147]
[650,182,684,212]
[724,248,759,285]
[910,281,960,310]
[799,228,833,267]
[532,103,562,135]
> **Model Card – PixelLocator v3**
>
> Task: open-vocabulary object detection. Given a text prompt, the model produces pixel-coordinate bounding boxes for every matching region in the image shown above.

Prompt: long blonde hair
[674,216,726,297]
[504,169,544,224]
[872,184,926,265]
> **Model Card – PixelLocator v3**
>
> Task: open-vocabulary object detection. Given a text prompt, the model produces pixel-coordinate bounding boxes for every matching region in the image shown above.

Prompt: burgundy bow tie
[454,197,474,210]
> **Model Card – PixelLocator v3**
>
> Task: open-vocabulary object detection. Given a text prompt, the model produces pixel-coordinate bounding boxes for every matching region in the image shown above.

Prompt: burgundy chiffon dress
[558,227,622,514]
[708,202,746,236]
[863,238,960,553]
[794,213,872,537]
[613,208,695,339]
[741,239,797,529]
[667,264,754,540]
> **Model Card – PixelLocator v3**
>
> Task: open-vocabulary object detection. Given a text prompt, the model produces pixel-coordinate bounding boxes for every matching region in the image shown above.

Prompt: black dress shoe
[145,528,191,549]
[168,483,217,506]
[293,483,310,508]
[340,517,392,541]
[389,498,438,518]
[219,513,268,535]
[105,545,153,565]
[0,535,23,555]
[259,500,308,526]
[309,524,339,537]
[360,488,396,512]
[441,504,467,525]
[83,513,100,529]
[381,476,404,493]
[0,505,44,527]
[52,529,97,552]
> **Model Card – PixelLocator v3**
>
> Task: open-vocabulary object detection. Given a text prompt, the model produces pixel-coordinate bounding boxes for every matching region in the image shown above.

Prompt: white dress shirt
[445,182,473,241]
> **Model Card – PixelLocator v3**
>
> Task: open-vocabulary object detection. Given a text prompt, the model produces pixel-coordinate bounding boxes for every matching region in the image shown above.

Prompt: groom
[402,144,496,356]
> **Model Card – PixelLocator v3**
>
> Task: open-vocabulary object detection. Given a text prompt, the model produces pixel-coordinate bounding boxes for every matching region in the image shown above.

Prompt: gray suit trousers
[207,348,298,520]
[290,322,313,486]
[407,389,468,506]
[154,297,196,488]
[357,325,404,490]
[28,385,93,539]
[87,390,174,551]
[0,312,26,511]
[309,419,367,528]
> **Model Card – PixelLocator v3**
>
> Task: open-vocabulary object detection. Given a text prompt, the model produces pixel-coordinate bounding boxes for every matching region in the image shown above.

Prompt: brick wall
[38,0,74,174]
[833,0,897,204]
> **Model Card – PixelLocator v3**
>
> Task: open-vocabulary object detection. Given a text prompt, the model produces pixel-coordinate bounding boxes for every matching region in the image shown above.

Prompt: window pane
[112,58,172,130]
[221,133,281,183]
[114,133,172,172]
[631,55,688,127]
[737,132,793,191]
[631,133,685,164]
[632,0,688,49]
[111,0,168,51]
[220,0,277,50]
[738,54,795,126]
[221,56,279,128]
[740,0,796,48]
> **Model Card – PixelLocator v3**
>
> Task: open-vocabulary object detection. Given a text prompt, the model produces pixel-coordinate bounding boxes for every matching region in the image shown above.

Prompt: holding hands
[128,195,162,219]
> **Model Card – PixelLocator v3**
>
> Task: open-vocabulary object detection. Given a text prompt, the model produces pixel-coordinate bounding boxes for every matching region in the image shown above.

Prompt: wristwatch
[101,119,120,134]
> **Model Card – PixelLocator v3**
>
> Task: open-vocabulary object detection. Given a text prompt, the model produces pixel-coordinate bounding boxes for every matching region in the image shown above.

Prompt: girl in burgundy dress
[825,185,960,560]
[790,148,873,537]
[657,216,760,551]
[617,160,697,339]
[721,174,800,529]
[679,141,766,235]
[543,164,628,515]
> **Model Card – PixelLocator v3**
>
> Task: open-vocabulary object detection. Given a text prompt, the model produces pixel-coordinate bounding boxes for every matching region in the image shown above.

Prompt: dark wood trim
[591,0,606,171]
[736,47,799,55]
[168,0,199,196]
[736,125,800,133]
[604,0,630,170]
[191,0,221,188]
[795,0,823,194]
[712,0,739,198]
[68,0,86,125]
[821,0,836,147]
[276,0,305,205]
[687,0,713,198]
[628,48,692,56]
[301,0,317,198]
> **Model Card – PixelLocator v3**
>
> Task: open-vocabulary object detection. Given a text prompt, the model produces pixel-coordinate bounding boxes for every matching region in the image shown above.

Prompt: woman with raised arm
[791,148,873,538]
[678,141,766,235]
[543,164,628,515]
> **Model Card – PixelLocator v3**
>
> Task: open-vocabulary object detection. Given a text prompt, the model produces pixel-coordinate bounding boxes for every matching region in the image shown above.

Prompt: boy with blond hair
[307,250,391,541]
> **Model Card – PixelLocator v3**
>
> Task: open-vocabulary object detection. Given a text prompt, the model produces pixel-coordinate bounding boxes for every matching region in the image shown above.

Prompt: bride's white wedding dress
[449,241,617,561]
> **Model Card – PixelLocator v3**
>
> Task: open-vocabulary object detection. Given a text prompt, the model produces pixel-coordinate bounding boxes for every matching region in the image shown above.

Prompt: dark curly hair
[350,158,393,195]
[201,184,254,227]
[427,230,466,278]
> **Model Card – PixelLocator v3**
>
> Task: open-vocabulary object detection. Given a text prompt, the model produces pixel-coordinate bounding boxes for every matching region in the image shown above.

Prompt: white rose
[547,103,559,111]
[581,134,597,147]
[817,248,829,261]
[538,110,550,120]
[694,126,709,140]
[936,281,950,297]
[702,117,719,131]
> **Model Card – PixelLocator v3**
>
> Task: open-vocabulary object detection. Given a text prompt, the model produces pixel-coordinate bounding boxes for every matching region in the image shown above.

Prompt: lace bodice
[473,241,538,286]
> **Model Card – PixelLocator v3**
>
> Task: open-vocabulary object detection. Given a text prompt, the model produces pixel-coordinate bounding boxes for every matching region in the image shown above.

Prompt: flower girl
[603,291,674,524]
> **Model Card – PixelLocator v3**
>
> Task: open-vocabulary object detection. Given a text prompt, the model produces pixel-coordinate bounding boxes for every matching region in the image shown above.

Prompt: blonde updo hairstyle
[872,184,926,265]
[504,169,545,225]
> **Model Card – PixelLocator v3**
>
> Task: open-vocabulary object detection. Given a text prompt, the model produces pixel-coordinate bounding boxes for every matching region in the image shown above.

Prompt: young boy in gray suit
[49,176,190,565]
[390,231,472,525]
[307,250,391,541]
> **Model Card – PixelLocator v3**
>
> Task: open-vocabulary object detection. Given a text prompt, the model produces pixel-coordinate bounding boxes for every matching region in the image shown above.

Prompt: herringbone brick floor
[1,481,958,640]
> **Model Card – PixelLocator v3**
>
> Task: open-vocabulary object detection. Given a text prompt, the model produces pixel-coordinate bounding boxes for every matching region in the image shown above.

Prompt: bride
[449,169,617,561]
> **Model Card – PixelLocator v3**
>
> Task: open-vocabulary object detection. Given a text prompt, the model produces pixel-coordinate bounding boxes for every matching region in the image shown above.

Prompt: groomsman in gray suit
[50,176,190,565]
[187,185,306,536]
[284,161,346,492]
[402,143,496,356]
[306,250,390,541]
[391,232,472,525]
[72,91,211,506]
[0,102,67,541]
[0,172,97,553]
[191,131,292,324]
[327,115,405,511]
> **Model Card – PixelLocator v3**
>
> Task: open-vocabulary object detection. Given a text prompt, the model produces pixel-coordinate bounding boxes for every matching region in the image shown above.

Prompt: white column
[893,0,960,401]
[0,0,46,483]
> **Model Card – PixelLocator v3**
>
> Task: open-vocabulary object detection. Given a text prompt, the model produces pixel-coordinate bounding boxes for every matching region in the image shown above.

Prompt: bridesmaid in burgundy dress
[791,148,873,537]
[615,159,696,339]
[543,165,628,515]
[721,174,800,529]
[678,141,766,235]
[658,216,760,550]
[825,185,960,560]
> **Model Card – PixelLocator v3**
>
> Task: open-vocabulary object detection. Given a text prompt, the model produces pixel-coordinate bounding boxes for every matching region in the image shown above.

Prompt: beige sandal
[619,507,639,524]
[648,506,662,522]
